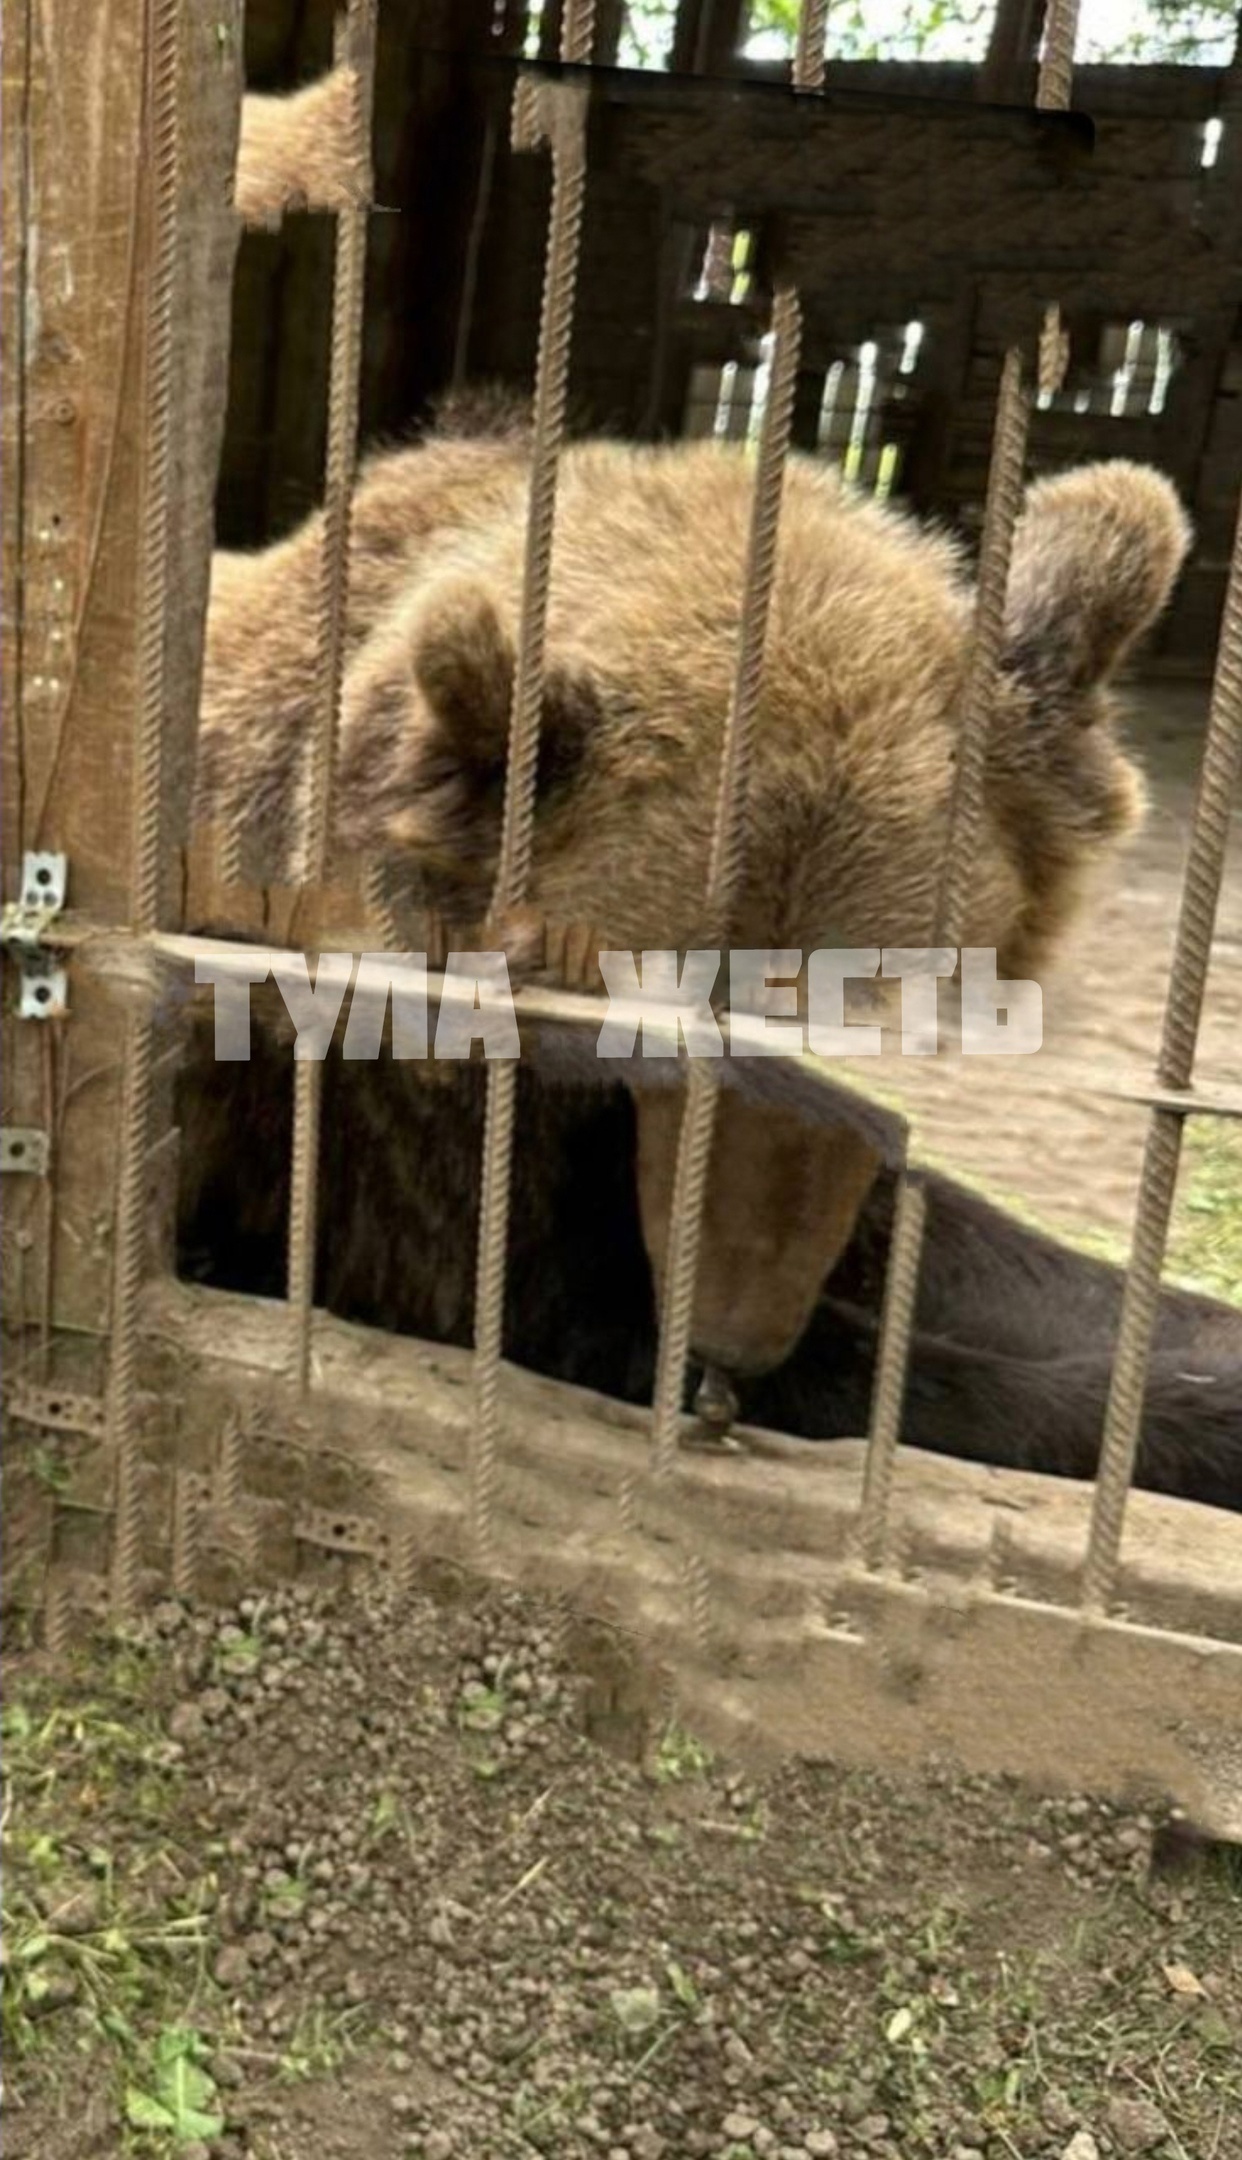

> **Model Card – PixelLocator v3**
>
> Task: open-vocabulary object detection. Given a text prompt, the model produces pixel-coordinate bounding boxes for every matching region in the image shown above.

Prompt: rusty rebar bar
[649,284,803,1479]
[107,0,179,1618]
[1082,490,1242,1608]
[470,0,596,1565]
[793,0,828,91]
[287,0,376,1394]
[855,0,1082,1562]
[856,1174,928,1570]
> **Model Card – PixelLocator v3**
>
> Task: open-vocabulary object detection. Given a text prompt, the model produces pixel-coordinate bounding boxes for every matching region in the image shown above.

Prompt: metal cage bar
[106,0,180,1616]
[646,10,828,1478]
[471,0,596,1568]
[1082,487,1242,1607]
[793,0,828,94]
[648,282,803,1478]
[854,0,1083,1566]
[286,0,377,1395]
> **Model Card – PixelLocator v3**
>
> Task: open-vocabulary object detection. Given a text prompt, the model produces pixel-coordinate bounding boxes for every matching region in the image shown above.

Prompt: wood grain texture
[2,0,242,1337]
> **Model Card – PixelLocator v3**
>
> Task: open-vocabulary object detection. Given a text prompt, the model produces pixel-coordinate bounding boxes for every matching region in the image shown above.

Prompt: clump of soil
[2,1575,1239,2160]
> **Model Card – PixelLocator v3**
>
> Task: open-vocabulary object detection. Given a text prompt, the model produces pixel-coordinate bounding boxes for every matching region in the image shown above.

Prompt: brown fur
[234,71,369,228]
[198,439,1188,968]
[191,435,1190,1373]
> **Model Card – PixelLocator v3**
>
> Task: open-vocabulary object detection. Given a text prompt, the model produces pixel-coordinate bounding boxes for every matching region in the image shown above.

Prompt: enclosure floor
[869,679,1242,1262]
[5,1580,1241,2160]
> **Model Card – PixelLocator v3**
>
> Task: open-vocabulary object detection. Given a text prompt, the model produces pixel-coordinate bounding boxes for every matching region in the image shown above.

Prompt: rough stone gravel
[2,1576,1238,2160]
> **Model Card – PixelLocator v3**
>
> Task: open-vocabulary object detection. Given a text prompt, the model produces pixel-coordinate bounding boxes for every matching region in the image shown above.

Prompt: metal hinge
[1,852,68,1016]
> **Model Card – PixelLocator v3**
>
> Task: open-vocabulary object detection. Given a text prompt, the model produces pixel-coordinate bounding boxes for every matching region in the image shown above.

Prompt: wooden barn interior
[221,0,1242,679]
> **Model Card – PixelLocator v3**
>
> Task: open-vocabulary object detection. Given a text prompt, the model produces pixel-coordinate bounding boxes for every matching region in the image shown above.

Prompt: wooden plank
[1,1,243,1341]
[977,0,1044,106]
[15,0,147,915]
[0,0,32,881]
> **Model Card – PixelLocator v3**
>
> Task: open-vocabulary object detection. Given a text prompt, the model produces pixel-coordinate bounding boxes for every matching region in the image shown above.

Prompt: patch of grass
[806,1873,1242,2159]
[651,1723,712,1785]
[507,2067,593,2150]
[260,1867,309,1923]
[278,2003,368,2084]
[210,1626,265,1683]
[1,1654,217,2148]
[125,2024,224,2143]
[1167,1118,1242,1306]
[29,1445,71,1494]
[931,1117,1242,1311]
[457,1682,508,1734]
[366,1785,420,1845]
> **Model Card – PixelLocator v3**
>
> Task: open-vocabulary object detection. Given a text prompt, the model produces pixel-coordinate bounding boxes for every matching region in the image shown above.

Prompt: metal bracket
[2,852,69,1017]
[0,1128,50,1175]
[7,1385,108,1437]
[294,1505,390,1561]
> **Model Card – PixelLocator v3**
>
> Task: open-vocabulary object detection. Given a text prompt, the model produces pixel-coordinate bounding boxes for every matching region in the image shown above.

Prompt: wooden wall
[217,2,1242,674]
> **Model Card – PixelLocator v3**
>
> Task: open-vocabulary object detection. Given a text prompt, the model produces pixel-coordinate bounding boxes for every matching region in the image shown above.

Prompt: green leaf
[125,2086,176,2132]
[147,2027,226,2141]
[459,1686,506,1734]
[370,1788,399,1835]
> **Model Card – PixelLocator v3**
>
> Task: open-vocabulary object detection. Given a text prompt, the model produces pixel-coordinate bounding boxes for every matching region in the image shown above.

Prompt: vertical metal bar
[793,0,828,91]
[932,346,1032,951]
[1036,0,1080,112]
[856,1174,927,1569]
[470,0,595,1569]
[647,0,826,1473]
[298,9,375,882]
[287,0,376,1395]
[858,348,1031,1558]
[109,1012,156,1617]
[559,0,595,64]
[287,1066,324,1394]
[853,0,1081,1562]
[472,1056,520,1568]
[44,1573,72,1657]
[649,284,803,1479]
[107,0,178,1619]
[1029,0,1080,401]
[1082,491,1242,1607]
[171,1468,201,1599]
[648,1061,722,1473]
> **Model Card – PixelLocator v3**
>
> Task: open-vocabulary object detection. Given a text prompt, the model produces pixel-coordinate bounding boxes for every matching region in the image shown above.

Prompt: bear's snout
[634,1090,883,1382]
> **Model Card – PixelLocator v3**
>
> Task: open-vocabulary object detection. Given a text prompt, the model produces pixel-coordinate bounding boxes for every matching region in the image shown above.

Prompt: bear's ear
[411,576,516,768]
[1002,462,1192,694]
[411,573,599,785]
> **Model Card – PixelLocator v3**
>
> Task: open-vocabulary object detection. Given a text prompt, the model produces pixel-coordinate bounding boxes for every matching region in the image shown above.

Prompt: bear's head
[328,445,1191,1381]
[335,446,1187,959]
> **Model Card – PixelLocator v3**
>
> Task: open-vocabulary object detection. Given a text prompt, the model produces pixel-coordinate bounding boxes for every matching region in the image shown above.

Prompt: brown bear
[177,416,1242,1510]
[200,430,1186,972]
[233,66,370,227]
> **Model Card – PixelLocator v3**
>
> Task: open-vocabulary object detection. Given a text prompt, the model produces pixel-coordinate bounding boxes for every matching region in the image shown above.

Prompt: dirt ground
[2,1578,1240,2160]
[867,680,1242,1299]
[3,686,1239,2160]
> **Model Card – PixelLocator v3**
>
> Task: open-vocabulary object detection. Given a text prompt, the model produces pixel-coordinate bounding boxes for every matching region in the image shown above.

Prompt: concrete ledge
[146,1279,1242,1835]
